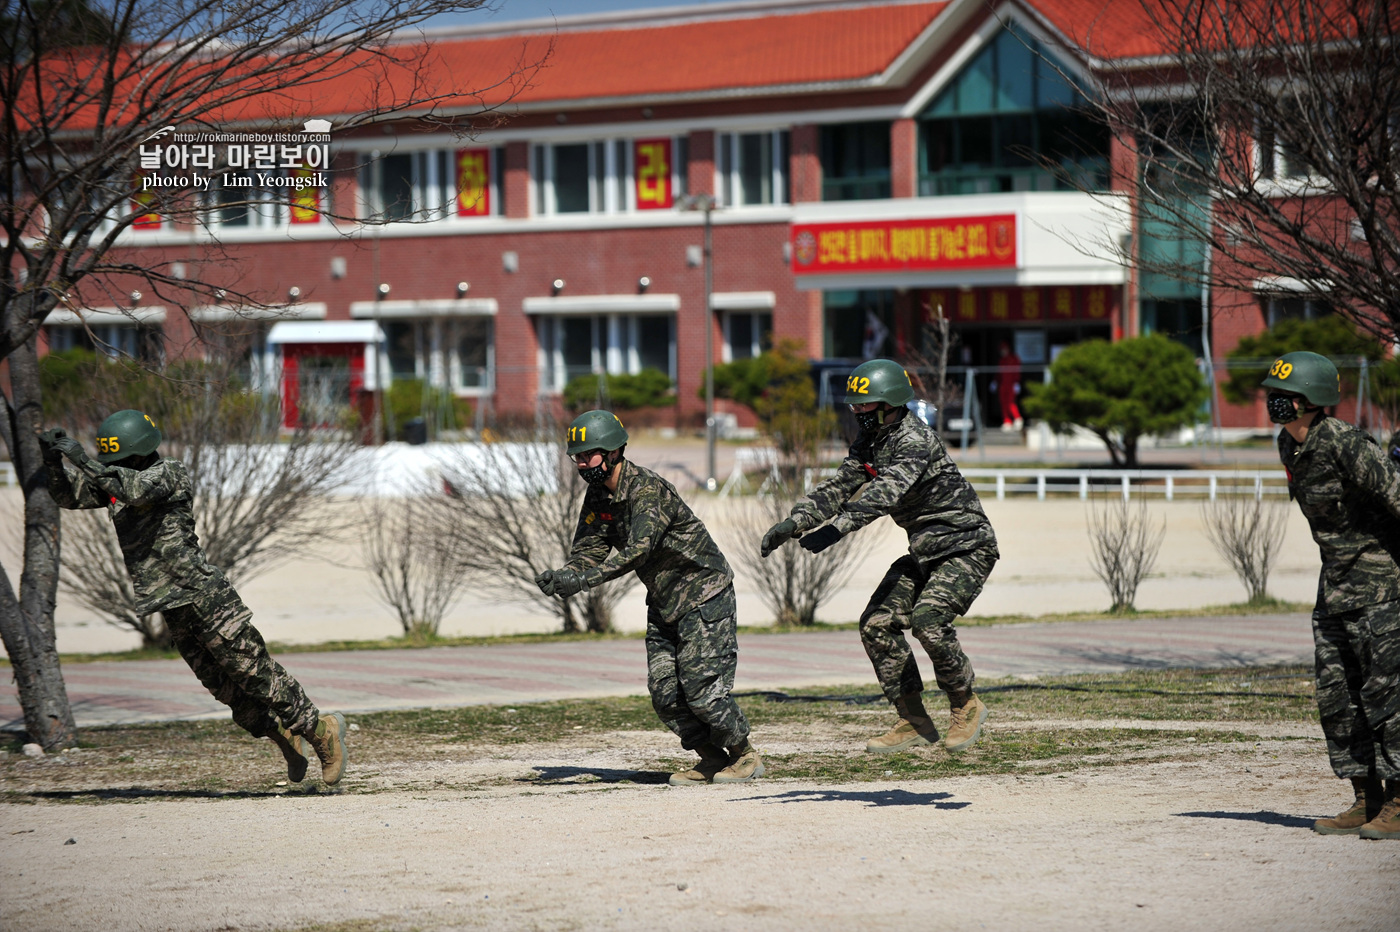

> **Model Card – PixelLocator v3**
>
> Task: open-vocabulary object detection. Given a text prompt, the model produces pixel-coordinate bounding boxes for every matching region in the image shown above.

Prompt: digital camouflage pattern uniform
[48,456,320,738]
[1279,415,1400,780]
[789,413,998,702]
[565,459,751,751]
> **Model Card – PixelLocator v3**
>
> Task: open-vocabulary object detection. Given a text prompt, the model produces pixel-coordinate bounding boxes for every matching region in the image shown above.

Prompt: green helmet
[95,409,162,464]
[1259,351,1341,406]
[843,358,915,406]
[566,409,628,455]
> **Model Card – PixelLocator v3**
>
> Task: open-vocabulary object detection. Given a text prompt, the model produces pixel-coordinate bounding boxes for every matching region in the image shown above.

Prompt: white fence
[804,466,1290,501]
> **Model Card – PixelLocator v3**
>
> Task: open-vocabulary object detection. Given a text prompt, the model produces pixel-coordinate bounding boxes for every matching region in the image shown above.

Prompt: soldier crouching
[39,410,348,785]
[535,410,762,785]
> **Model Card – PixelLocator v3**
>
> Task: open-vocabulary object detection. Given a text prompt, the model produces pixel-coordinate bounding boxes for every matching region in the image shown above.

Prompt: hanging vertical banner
[131,174,161,229]
[290,167,321,224]
[455,148,491,216]
[634,137,673,209]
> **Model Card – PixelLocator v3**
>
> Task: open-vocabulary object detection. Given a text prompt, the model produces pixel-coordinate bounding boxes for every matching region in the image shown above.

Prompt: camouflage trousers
[860,547,996,704]
[164,586,319,739]
[1313,598,1400,780]
[645,586,751,751]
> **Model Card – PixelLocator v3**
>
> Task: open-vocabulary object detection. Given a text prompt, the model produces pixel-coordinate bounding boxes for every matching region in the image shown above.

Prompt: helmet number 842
[97,436,120,454]
[1269,359,1294,380]
[846,376,871,394]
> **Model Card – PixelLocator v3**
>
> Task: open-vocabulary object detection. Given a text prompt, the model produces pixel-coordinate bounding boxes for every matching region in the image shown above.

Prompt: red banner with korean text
[791,214,1017,274]
[290,167,320,224]
[920,286,1116,324]
[634,138,673,210]
[455,148,491,217]
[131,174,160,229]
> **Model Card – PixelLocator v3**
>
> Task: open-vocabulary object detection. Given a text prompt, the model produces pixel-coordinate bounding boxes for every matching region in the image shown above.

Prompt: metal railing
[804,466,1289,501]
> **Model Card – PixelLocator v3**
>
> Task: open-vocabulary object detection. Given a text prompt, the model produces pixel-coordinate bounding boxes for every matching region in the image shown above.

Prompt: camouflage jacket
[565,459,733,624]
[1278,415,1400,612]
[48,457,229,615]
[790,412,998,564]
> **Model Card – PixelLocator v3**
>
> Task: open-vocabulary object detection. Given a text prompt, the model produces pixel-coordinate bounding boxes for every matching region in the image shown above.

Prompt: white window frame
[361,148,501,222]
[538,312,675,391]
[716,129,789,208]
[721,311,772,363]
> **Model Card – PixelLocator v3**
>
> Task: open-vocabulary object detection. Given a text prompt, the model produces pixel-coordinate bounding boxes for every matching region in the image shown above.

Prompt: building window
[452,317,493,391]
[823,291,892,359]
[723,312,773,361]
[1256,108,1312,181]
[1139,298,1204,357]
[45,324,163,363]
[360,148,502,221]
[718,130,789,207]
[537,314,675,391]
[919,24,1109,196]
[376,318,495,392]
[1263,294,1332,327]
[534,140,628,215]
[820,123,891,201]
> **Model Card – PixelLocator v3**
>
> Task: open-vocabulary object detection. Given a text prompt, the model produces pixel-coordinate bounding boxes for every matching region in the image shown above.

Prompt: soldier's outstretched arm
[824,442,928,537]
[789,456,870,532]
[577,493,668,588]
[565,505,613,572]
[71,457,179,507]
[39,430,103,509]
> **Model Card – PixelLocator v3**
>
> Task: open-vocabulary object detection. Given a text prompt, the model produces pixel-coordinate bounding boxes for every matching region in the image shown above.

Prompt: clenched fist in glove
[760,518,798,558]
[534,567,586,598]
[798,525,843,554]
[36,429,67,467]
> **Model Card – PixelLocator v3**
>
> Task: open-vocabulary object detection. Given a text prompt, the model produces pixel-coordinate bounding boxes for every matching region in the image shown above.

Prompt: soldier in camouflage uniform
[534,410,762,785]
[1263,352,1400,840]
[39,410,348,785]
[762,358,997,754]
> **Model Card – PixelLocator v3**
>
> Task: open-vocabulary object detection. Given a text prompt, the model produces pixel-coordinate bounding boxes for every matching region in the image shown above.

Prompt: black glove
[760,518,798,558]
[37,429,65,467]
[799,525,843,554]
[551,568,585,598]
[534,570,556,596]
[535,568,586,598]
[51,433,89,466]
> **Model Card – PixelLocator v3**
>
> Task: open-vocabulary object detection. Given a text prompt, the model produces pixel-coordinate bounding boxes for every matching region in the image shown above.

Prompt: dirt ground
[3,717,1398,932]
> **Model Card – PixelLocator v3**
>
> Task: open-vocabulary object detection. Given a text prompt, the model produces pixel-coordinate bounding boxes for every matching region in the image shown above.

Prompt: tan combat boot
[944,692,988,752]
[713,742,765,784]
[865,692,939,753]
[1314,776,1380,835]
[268,725,309,783]
[1359,782,1400,840]
[307,712,348,785]
[669,743,731,786]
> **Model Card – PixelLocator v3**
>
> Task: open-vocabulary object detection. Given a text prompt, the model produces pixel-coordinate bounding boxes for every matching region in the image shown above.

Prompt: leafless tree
[905,296,961,436]
[1200,487,1290,604]
[1086,494,1166,613]
[429,431,637,633]
[361,494,469,641]
[0,0,542,747]
[1077,0,1400,341]
[722,476,878,627]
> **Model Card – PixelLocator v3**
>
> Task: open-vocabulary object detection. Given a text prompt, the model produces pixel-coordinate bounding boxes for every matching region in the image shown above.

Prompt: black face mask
[1266,392,1301,425]
[855,405,902,435]
[578,450,619,486]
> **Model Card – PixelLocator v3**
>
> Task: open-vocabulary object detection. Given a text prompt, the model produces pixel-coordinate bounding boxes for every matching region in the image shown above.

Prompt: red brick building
[44,0,1323,433]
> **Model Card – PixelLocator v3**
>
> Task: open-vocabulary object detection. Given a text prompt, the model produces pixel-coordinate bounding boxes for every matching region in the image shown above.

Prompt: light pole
[679,192,718,491]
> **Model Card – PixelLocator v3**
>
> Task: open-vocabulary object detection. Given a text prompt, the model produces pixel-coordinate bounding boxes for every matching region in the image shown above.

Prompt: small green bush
[562,368,674,411]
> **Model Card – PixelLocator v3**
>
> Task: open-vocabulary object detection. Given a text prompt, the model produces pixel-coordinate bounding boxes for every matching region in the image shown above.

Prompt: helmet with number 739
[843,358,915,407]
[94,409,162,464]
[1258,351,1340,406]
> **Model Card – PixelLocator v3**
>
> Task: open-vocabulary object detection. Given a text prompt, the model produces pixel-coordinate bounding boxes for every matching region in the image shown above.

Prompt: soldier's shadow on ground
[24,786,321,802]
[526,766,671,785]
[736,789,969,809]
[1175,810,1317,829]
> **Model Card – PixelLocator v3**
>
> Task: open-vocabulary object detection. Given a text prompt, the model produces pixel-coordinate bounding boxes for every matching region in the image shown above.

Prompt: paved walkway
[2,614,1313,729]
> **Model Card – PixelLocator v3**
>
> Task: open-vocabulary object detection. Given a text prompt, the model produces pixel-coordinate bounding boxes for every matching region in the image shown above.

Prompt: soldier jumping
[39,411,349,785]
[762,358,998,754]
[535,410,762,785]
[1262,353,1400,840]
